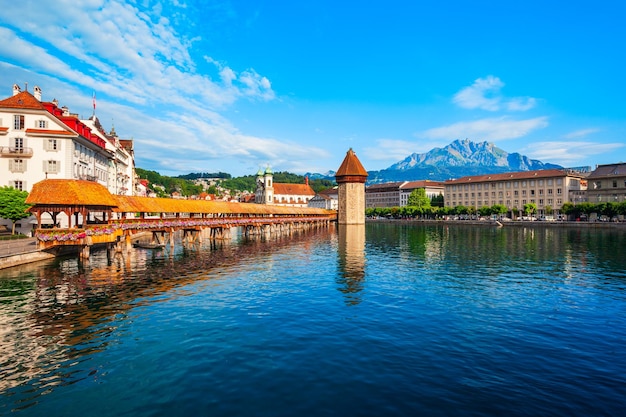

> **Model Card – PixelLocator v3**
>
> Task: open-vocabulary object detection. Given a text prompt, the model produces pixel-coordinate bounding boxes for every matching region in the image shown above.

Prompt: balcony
[0,146,33,157]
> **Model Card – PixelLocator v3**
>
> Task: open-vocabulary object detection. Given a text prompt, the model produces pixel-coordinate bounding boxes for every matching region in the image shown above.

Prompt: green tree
[478,206,492,217]
[561,202,577,218]
[407,188,431,210]
[0,186,31,234]
[523,202,537,217]
[491,204,508,218]
[430,193,444,207]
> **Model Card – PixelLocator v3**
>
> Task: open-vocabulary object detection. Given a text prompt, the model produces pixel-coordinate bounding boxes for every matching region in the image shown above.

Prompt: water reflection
[337,224,366,305]
[0,227,331,401]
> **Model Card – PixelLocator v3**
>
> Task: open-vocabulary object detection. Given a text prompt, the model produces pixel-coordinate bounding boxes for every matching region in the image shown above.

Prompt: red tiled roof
[26,179,118,207]
[273,183,315,196]
[25,180,336,217]
[335,148,368,181]
[401,180,445,189]
[0,91,46,110]
[25,128,75,136]
[444,169,582,184]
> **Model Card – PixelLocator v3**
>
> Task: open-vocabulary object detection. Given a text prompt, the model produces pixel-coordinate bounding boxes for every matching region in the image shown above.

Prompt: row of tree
[366,199,626,220]
[136,168,204,197]
[136,169,337,197]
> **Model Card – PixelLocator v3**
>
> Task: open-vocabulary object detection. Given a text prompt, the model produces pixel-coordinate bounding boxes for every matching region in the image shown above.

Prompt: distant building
[586,163,626,204]
[308,187,338,210]
[364,180,444,208]
[254,167,315,207]
[444,169,588,215]
[399,180,445,207]
[365,181,405,208]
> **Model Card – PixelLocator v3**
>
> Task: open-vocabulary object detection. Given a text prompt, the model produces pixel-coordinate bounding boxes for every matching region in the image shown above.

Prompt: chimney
[62,106,69,116]
[34,86,42,101]
[12,84,21,96]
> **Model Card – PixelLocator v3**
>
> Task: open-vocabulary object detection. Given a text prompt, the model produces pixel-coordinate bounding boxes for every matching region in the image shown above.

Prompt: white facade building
[0,84,136,233]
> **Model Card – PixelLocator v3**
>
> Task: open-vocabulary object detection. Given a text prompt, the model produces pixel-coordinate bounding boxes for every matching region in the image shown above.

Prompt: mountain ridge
[309,139,563,184]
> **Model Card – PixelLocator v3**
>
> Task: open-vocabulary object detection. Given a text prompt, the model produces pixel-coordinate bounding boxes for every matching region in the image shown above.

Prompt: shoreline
[0,250,55,270]
[2,221,624,270]
[367,218,626,229]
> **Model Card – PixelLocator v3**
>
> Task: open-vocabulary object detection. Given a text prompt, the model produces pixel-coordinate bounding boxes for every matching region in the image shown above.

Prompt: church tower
[335,148,368,225]
[263,166,274,204]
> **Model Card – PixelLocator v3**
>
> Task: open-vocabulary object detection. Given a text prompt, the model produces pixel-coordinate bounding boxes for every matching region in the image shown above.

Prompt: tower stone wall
[335,149,368,225]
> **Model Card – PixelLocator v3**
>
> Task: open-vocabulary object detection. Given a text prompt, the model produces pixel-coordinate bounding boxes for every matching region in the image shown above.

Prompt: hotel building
[444,169,588,215]
[0,84,135,196]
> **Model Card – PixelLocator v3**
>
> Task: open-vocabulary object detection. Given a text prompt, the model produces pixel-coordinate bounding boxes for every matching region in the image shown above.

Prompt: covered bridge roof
[26,180,334,216]
[26,179,118,207]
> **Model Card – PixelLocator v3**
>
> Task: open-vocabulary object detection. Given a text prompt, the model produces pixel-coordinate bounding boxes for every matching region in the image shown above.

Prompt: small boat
[133,242,165,249]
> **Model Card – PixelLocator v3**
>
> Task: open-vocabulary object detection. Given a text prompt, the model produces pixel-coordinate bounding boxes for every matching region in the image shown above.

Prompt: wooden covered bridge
[25,179,336,258]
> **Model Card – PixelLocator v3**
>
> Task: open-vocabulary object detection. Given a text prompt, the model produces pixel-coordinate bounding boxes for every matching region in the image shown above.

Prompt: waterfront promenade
[0,237,55,269]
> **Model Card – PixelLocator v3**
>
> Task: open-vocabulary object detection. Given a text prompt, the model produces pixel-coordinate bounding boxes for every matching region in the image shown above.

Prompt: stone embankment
[0,238,55,270]
[368,218,626,230]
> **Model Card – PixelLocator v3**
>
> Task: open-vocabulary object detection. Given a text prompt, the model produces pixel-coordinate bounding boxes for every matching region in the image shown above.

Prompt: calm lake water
[1,223,625,416]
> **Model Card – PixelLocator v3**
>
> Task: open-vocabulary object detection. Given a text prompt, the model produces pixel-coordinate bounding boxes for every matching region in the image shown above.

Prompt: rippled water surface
[1,223,625,416]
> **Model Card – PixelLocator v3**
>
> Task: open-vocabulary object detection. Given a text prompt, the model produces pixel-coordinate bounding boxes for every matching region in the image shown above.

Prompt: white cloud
[419,117,549,141]
[0,0,310,176]
[563,128,601,139]
[522,141,625,165]
[364,139,447,162]
[453,76,537,112]
[363,139,416,161]
[0,0,275,109]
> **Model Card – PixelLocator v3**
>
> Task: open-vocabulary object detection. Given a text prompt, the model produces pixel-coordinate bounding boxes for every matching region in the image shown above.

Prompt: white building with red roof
[0,84,135,196]
[254,167,315,207]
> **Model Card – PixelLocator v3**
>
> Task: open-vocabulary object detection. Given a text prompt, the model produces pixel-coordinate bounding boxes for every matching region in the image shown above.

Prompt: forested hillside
[135,169,335,197]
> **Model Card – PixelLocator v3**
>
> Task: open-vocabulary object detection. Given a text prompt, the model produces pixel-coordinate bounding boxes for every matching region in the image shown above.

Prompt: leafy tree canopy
[176,172,231,180]
[407,188,431,209]
[523,202,537,216]
[0,186,31,234]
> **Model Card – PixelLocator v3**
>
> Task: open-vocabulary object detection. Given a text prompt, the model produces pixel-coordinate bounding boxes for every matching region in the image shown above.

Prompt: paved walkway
[0,237,39,258]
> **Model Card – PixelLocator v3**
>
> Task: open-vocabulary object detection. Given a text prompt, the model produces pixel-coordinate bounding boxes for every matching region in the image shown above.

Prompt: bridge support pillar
[80,244,90,260]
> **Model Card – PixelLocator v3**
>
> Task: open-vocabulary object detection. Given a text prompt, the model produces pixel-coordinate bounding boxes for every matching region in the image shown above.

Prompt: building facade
[365,182,405,208]
[0,84,136,234]
[365,180,445,208]
[0,84,135,196]
[586,163,626,204]
[444,169,588,215]
[399,180,445,206]
[308,187,339,210]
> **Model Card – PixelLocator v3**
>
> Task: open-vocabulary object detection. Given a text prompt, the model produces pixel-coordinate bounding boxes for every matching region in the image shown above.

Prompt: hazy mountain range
[310,139,563,184]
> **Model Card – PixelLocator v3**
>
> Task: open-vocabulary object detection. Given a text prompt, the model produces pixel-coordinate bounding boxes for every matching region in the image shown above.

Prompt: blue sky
[1,0,624,177]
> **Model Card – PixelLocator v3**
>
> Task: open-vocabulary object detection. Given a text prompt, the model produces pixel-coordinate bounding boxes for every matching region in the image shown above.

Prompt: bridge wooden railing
[34,214,335,248]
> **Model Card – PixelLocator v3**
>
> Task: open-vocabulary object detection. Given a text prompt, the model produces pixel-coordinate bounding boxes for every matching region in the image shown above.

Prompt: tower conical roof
[335,148,368,183]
